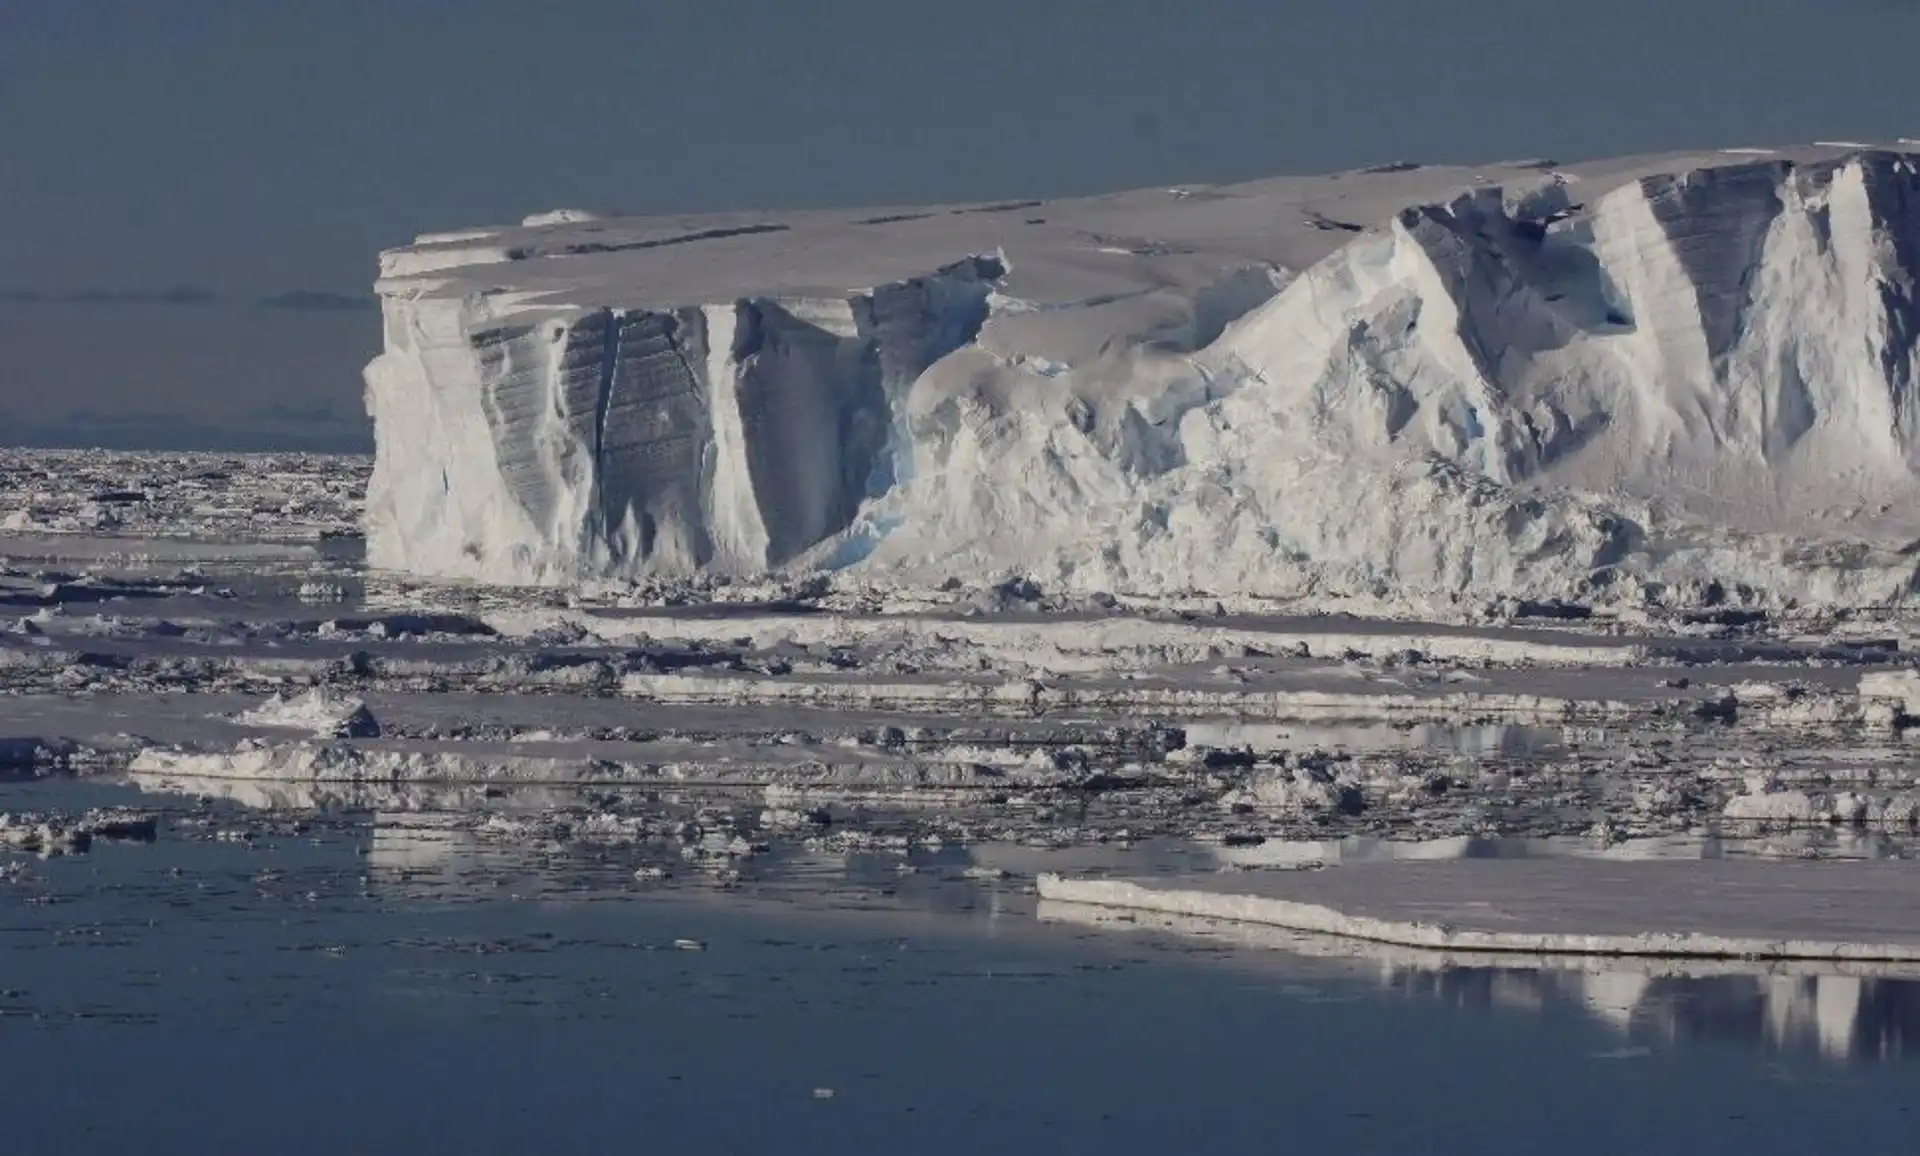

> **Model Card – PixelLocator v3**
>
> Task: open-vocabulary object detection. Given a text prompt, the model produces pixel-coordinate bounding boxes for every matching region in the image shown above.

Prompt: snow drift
[365,144,1920,611]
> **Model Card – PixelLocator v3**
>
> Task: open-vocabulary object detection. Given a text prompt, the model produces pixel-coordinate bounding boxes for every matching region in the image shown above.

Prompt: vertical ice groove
[584,309,716,571]
[732,297,861,565]
[1585,176,1718,456]
[702,302,769,570]
[590,305,619,519]
[1640,162,1784,365]
[1851,155,1920,452]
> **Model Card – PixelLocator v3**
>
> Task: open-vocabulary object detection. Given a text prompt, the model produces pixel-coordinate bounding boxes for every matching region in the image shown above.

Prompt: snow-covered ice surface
[368,143,1920,619]
[3,450,1920,824]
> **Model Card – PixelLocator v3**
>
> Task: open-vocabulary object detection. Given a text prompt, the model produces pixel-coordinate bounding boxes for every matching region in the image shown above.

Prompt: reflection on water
[339,809,1920,1068]
[1039,900,1920,1066]
[1391,963,1920,1064]
[97,770,1920,1069]
[1209,830,1916,870]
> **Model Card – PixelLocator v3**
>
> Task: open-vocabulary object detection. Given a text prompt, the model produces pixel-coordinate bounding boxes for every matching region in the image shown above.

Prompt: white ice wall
[364,257,1002,583]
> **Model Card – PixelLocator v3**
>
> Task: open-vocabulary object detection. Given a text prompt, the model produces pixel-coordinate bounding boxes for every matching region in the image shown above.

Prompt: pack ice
[365,144,1920,611]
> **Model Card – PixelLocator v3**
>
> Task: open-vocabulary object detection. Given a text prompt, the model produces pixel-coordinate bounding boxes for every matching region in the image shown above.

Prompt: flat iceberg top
[376,143,1898,316]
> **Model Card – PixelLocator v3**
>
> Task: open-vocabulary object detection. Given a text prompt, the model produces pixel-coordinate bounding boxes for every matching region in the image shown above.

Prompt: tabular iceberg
[364,143,1920,611]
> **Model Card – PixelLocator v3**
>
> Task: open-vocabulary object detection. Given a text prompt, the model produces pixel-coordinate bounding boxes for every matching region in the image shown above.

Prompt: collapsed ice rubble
[365,145,1920,610]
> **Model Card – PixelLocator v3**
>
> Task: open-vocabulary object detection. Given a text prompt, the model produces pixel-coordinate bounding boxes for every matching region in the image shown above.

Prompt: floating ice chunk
[1221,767,1365,815]
[521,209,603,227]
[1037,863,1920,962]
[233,688,381,739]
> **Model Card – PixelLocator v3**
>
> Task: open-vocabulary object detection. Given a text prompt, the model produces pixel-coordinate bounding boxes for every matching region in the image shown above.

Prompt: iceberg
[364,143,1920,611]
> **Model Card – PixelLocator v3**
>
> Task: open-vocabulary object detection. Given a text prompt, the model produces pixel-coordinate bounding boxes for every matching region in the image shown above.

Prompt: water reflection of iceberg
[1211,831,1912,871]
[122,769,1016,912]
[1037,900,1920,1066]
[1391,964,1920,1063]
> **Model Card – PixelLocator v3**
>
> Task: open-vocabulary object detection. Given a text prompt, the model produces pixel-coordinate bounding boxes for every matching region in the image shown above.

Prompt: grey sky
[1,0,1913,450]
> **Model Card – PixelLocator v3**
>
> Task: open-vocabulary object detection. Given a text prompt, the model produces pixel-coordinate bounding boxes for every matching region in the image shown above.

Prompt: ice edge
[1035,874,1920,963]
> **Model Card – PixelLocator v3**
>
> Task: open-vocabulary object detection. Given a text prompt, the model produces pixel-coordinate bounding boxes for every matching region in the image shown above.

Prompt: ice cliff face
[366,145,1920,611]
[1204,152,1920,515]
[366,256,1000,582]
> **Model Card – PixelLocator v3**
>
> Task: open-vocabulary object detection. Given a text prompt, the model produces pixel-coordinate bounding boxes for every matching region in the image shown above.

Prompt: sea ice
[1037,857,1920,962]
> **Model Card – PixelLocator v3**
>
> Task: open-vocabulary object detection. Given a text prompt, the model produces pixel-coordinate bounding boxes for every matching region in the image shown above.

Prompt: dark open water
[3,779,1917,1154]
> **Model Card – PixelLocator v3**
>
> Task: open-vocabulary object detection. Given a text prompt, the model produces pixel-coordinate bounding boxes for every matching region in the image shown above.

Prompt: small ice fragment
[234,687,380,739]
[82,809,158,841]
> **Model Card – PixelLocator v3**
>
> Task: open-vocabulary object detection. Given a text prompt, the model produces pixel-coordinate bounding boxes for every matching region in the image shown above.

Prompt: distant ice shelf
[364,143,1920,614]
